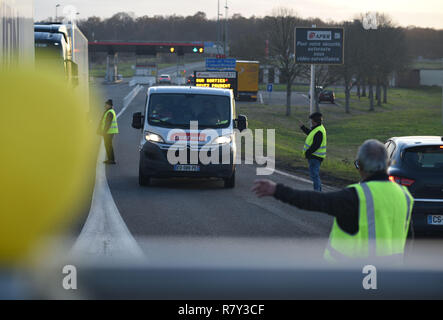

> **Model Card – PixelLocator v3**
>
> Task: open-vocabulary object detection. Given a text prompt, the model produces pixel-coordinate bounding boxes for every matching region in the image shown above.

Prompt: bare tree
[332,20,362,113]
[353,13,410,110]
[376,23,409,104]
[266,8,305,116]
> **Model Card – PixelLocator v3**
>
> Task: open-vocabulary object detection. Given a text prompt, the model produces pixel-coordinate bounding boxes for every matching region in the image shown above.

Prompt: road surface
[258,90,310,106]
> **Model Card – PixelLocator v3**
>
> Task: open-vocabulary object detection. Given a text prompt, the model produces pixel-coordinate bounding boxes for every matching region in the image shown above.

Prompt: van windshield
[148,93,231,129]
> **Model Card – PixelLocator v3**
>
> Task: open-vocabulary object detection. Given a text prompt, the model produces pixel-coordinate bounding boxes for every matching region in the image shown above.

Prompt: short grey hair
[357,139,388,174]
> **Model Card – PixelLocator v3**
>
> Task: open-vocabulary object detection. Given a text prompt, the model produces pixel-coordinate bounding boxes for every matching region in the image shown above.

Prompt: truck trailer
[34,23,89,112]
[235,60,259,101]
[0,0,34,68]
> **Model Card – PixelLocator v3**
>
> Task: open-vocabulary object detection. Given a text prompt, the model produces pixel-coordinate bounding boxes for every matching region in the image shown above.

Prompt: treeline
[73,10,442,114]
[76,11,443,60]
[330,14,410,113]
[404,27,443,59]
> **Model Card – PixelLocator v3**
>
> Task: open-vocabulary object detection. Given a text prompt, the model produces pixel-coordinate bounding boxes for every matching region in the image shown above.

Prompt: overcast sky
[36,0,443,29]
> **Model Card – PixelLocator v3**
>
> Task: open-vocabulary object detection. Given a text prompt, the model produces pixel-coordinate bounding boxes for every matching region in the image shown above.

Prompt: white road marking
[255,158,336,192]
[117,85,143,119]
[71,85,145,260]
[71,143,145,259]
[262,167,336,191]
[301,93,309,101]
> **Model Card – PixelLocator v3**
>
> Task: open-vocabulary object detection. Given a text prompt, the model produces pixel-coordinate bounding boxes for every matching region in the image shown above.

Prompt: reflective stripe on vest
[400,186,413,232]
[324,242,404,265]
[101,109,119,134]
[324,181,414,264]
[302,125,327,158]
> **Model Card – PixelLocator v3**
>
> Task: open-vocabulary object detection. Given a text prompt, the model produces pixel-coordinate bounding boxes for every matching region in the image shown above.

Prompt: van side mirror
[235,114,248,132]
[132,112,144,129]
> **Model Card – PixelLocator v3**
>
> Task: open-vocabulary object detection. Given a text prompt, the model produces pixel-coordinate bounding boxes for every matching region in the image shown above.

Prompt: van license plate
[174,165,200,172]
[428,215,443,225]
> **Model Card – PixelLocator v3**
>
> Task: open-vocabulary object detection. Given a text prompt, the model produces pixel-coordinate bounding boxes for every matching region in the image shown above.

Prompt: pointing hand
[252,180,277,198]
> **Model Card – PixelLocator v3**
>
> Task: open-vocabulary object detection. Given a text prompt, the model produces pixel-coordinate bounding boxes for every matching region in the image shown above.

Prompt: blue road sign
[267,84,273,92]
[206,58,237,70]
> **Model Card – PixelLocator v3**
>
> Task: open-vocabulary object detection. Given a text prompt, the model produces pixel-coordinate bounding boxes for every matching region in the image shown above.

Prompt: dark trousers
[103,134,115,162]
[308,158,322,192]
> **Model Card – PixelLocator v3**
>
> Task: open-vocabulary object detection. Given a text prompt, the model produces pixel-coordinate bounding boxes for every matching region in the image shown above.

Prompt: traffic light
[192,47,204,54]
[169,47,175,53]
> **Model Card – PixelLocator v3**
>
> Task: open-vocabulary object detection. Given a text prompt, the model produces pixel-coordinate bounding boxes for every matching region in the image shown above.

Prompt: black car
[385,136,443,236]
[318,90,335,103]
[308,87,335,104]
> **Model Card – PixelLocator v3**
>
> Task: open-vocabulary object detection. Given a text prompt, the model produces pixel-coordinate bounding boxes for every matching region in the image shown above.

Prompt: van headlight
[213,135,232,145]
[145,132,165,143]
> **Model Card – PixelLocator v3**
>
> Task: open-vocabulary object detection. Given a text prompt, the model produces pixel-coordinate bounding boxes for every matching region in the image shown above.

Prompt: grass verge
[259,84,310,92]
[238,87,443,187]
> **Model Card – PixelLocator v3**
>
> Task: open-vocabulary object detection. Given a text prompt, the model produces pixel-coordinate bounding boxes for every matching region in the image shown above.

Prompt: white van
[132,86,248,188]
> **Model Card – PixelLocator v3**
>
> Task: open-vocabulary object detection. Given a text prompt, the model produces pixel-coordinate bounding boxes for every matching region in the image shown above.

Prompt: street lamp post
[309,24,317,115]
[55,4,60,22]
[224,0,228,56]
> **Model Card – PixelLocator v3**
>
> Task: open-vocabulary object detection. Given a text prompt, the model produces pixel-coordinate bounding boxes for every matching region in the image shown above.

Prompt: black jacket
[300,124,323,162]
[274,172,414,238]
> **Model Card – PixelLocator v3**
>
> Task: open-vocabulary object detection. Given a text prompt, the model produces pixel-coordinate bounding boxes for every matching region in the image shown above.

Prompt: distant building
[394,67,443,88]
[395,69,421,88]
[420,69,443,86]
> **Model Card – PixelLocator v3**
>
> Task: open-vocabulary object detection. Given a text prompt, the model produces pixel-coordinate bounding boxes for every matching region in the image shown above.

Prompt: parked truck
[0,0,34,68]
[34,23,89,112]
[235,60,259,101]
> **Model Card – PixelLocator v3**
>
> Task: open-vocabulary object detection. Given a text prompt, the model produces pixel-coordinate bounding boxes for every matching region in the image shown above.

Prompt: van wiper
[148,117,189,128]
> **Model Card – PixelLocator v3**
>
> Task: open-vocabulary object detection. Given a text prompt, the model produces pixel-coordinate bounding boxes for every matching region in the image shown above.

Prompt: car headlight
[213,135,232,145]
[145,132,165,143]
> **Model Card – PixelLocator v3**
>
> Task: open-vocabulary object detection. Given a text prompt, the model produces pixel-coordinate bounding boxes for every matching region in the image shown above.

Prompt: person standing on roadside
[298,112,327,192]
[99,99,119,164]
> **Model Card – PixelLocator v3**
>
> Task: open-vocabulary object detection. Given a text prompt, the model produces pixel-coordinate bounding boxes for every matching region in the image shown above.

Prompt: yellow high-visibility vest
[324,181,414,264]
[101,109,119,134]
[302,124,327,158]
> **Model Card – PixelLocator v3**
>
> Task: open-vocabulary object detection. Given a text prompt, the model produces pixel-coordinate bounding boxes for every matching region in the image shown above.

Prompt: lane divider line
[71,143,145,260]
[258,93,264,104]
[117,85,144,119]
[254,157,336,191]
[71,85,145,260]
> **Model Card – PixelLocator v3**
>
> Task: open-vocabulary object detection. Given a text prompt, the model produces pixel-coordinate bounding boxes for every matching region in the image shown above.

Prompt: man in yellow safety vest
[99,99,119,164]
[252,139,414,265]
[299,112,327,192]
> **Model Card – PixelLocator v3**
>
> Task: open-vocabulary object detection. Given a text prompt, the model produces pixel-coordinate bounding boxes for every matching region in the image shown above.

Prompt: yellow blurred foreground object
[0,68,96,265]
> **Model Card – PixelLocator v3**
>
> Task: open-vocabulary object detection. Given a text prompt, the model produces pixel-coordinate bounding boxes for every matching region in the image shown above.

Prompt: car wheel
[223,170,236,188]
